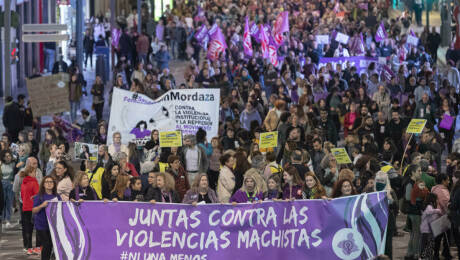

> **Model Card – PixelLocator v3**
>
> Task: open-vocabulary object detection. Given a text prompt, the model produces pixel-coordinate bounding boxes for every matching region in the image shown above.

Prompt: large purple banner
[46,192,388,260]
[318,56,379,74]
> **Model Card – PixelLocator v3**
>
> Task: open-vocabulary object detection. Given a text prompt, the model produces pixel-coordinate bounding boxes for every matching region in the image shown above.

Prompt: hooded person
[230,168,264,203]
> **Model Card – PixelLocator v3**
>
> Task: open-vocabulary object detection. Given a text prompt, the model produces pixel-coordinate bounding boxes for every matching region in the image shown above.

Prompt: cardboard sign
[331,148,352,164]
[159,131,183,147]
[25,73,70,117]
[259,131,278,149]
[335,32,349,44]
[407,35,419,46]
[406,119,427,134]
[74,142,99,161]
[315,35,329,45]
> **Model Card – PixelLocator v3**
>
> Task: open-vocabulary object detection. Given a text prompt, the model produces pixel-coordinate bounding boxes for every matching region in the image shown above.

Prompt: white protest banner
[108,88,220,145]
[335,32,349,44]
[315,35,329,45]
[407,35,419,46]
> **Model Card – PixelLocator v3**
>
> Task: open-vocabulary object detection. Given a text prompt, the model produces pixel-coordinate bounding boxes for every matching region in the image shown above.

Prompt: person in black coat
[101,163,119,199]
[83,29,95,68]
[52,56,68,74]
[69,172,98,201]
[2,96,24,142]
[147,172,180,203]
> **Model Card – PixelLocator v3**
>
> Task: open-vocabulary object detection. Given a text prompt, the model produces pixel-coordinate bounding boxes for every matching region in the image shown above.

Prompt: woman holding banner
[230,169,264,203]
[182,173,218,204]
[331,179,357,198]
[110,174,132,201]
[69,171,98,201]
[150,172,181,203]
[282,166,303,200]
[217,154,235,203]
[32,176,60,259]
[50,161,74,201]
[301,172,327,200]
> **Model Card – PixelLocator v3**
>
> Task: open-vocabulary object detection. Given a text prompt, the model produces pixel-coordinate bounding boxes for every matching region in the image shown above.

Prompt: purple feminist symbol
[337,233,359,256]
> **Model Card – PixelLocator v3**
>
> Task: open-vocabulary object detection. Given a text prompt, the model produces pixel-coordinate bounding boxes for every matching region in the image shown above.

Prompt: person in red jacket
[343,102,358,137]
[166,155,190,201]
[20,167,40,255]
[117,152,139,177]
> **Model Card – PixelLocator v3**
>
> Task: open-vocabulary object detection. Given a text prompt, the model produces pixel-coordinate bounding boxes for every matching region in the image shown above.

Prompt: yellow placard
[159,131,182,147]
[331,148,352,164]
[159,162,168,172]
[406,119,427,134]
[259,131,278,149]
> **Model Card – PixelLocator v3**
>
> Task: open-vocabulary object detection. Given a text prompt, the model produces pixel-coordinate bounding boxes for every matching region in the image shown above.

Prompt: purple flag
[243,17,253,57]
[409,29,416,37]
[249,22,259,37]
[207,25,227,61]
[356,33,366,55]
[375,22,387,42]
[273,11,289,46]
[194,6,205,22]
[358,3,368,10]
[259,24,269,59]
[381,65,395,82]
[331,30,338,42]
[46,192,389,260]
[333,1,340,13]
[111,28,121,47]
[194,24,209,49]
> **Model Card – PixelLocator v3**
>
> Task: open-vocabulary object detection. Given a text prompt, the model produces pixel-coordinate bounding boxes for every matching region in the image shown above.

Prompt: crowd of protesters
[2,0,460,259]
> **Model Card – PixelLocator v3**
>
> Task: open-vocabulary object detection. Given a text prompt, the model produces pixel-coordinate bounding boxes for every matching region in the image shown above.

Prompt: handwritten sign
[159,130,183,147]
[335,32,349,44]
[315,35,329,45]
[406,119,427,134]
[259,131,278,149]
[26,73,70,117]
[331,148,352,164]
[407,35,419,46]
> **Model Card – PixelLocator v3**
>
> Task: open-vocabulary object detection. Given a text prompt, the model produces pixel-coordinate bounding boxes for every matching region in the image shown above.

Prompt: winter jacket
[283,184,303,200]
[181,146,209,173]
[69,185,98,201]
[101,175,116,199]
[182,189,219,204]
[239,109,262,131]
[230,190,264,203]
[431,184,450,215]
[420,205,441,233]
[217,166,235,203]
[21,176,39,212]
[2,101,24,132]
[450,186,460,226]
[146,188,181,203]
[167,167,190,201]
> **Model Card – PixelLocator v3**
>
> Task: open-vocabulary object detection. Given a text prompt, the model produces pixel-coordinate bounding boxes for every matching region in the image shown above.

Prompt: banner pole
[400,133,413,175]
